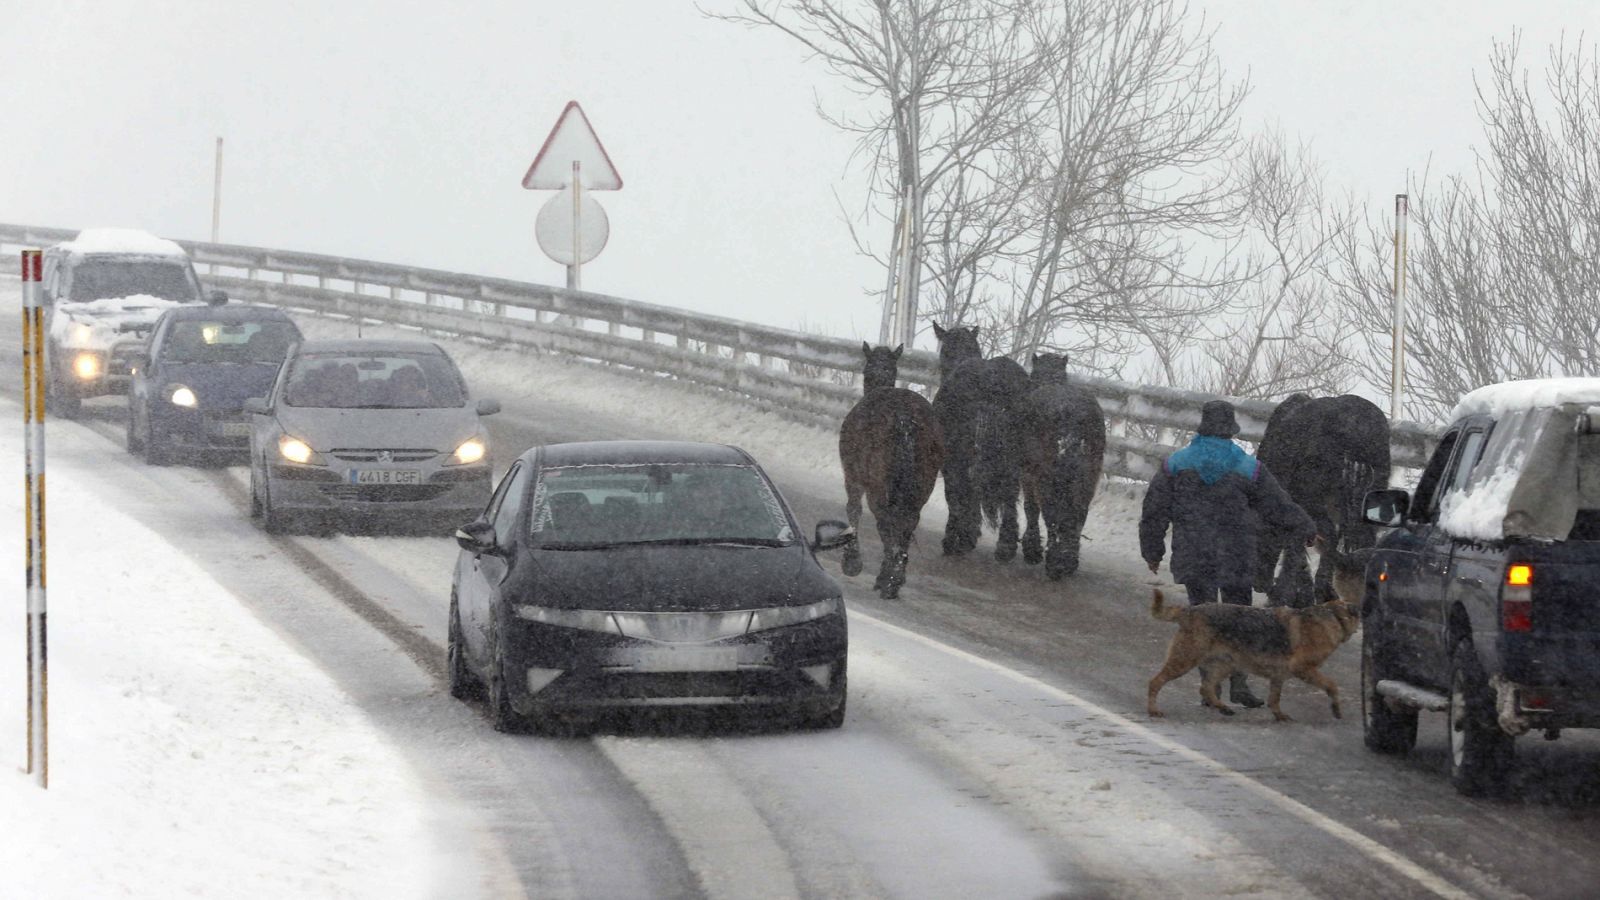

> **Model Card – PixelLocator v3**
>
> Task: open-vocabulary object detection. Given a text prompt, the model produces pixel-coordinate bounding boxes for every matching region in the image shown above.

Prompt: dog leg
[1147,660,1193,718]
[1295,665,1342,719]
[1200,667,1234,716]
[1268,678,1290,722]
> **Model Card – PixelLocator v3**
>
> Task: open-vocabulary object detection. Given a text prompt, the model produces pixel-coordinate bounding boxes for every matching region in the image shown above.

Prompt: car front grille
[329,448,438,463]
[319,484,452,503]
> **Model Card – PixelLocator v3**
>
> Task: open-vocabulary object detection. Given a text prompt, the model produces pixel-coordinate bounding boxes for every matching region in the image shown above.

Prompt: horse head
[932,321,982,381]
[1030,352,1070,384]
[860,342,903,393]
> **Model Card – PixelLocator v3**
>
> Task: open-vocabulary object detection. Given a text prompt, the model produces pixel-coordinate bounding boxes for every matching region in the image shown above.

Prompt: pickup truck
[40,228,223,417]
[1359,378,1600,796]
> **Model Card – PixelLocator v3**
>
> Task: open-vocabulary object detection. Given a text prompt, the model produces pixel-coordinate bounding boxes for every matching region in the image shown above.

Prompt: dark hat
[1197,400,1240,438]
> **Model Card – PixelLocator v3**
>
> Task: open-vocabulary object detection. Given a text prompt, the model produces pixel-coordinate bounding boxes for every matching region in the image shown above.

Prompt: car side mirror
[128,351,150,373]
[812,519,855,552]
[476,398,501,417]
[1363,489,1410,527]
[455,519,498,555]
[206,289,228,306]
[242,397,270,416]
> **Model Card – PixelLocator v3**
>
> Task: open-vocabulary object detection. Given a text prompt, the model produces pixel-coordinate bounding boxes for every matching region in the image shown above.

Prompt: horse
[838,343,946,599]
[1014,353,1106,579]
[930,322,1030,559]
[1254,393,1391,606]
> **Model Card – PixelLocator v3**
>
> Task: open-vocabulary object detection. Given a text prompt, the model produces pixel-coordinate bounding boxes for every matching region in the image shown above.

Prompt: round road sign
[536,185,610,266]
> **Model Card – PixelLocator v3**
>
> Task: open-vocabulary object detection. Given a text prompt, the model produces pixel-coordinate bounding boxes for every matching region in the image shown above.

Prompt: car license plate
[350,469,420,485]
[631,646,740,673]
[218,422,251,438]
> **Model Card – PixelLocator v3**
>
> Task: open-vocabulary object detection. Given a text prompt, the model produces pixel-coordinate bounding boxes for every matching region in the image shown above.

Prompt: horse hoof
[1022,544,1042,565]
[878,584,900,600]
[841,555,863,577]
[994,543,1017,563]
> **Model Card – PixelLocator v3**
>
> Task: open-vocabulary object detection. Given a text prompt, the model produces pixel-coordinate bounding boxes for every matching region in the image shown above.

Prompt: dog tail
[1150,589,1184,622]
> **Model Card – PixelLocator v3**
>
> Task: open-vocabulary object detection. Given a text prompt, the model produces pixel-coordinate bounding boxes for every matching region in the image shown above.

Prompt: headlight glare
[169,385,197,408]
[71,323,94,345]
[278,436,316,465]
[452,437,487,465]
[72,353,102,381]
[747,597,841,633]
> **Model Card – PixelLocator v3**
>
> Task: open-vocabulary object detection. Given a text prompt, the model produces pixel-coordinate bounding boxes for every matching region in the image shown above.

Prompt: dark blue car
[127,303,303,464]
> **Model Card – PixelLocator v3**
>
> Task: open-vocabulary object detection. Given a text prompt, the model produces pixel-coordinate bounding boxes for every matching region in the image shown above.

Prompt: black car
[448,440,854,733]
[126,303,302,464]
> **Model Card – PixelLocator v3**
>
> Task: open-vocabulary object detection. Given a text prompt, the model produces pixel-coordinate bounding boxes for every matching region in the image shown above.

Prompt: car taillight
[1502,564,1533,632]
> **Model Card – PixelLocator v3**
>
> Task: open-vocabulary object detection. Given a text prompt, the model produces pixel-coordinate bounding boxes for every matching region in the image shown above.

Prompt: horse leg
[877,515,906,599]
[942,444,977,555]
[842,480,864,577]
[1021,471,1043,565]
[1312,527,1340,603]
[993,454,1021,563]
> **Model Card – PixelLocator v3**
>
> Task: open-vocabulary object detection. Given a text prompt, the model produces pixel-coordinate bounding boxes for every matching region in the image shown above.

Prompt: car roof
[291,339,446,355]
[55,228,188,259]
[1450,377,1600,422]
[163,304,295,323]
[533,440,753,468]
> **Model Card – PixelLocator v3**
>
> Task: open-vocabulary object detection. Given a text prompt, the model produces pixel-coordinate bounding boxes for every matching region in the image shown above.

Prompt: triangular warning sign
[522,101,623,191]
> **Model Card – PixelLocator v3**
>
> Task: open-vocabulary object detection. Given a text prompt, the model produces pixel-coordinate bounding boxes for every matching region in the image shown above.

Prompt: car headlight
[72,352,103,381]
[278,436,319,465]
[169,385,197,408]
[513,605,622,634]
[747,597,841,633]
[71,323,95,345]
[450,437,487,465]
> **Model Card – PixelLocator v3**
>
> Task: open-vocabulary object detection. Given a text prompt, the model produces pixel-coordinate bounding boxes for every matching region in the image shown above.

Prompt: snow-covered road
[3,280,1599,899]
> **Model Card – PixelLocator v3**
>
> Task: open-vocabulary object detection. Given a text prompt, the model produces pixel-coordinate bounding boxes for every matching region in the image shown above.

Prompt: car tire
[145,429,174,467]
[1361,628,1418,755]
[801,667,847,730]
[487,626,528,734]
[447,592,485,701]
[260,477,295,536]
[248,463,264,520]
[1448,638,1514,796]
[125,405,145,457]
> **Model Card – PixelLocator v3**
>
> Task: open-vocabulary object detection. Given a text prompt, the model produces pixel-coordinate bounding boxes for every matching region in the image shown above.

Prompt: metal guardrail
[0,222,1439,477]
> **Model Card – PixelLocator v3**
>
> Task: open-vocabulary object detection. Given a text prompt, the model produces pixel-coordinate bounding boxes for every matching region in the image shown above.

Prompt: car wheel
[1448,638,1514,796]
[145,428,174,466]
[1361,628,1418,755]
[125,405,145,457]
[801,667,847,730]
[260,477,296,535]
[248,462,264,519]
[487,627,528,734]
[447,591,485,701]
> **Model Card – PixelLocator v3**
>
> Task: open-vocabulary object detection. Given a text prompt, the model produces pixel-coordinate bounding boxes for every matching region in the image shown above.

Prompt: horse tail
[885,405,922,523]
[1151,590,1184,623]
[1340,458,1379,550]
[1049,431,1084,522]
[976,411,1005,529]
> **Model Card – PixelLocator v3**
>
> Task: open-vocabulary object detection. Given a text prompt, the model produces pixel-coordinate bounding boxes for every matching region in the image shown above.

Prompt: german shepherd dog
[1146,578,1362,721]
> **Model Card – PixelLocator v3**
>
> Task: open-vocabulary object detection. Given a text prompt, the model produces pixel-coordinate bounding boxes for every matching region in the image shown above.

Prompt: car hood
[516,544,836,612]
[158,362,280,411]
[52,295,198,349]
[275,405,481,453]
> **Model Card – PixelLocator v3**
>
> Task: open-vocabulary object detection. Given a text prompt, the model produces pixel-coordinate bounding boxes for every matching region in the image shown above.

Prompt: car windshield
[67,259,200,303]
[161,320,300,364]
[282,352,466,409]
[529,463,797,548]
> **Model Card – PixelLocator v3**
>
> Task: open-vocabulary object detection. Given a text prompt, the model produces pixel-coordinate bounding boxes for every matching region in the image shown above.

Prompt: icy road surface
[3,279,1599,898]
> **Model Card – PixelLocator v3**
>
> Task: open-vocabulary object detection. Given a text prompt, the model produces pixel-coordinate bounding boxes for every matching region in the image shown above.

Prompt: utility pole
[1391,193,1409,422]
[211,137,224,244]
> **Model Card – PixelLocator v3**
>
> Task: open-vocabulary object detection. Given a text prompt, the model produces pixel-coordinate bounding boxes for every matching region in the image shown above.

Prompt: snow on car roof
[1450,377,1600,421]
[58,227,187,258]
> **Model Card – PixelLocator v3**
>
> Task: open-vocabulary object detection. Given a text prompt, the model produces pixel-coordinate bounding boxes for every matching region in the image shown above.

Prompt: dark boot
[1229,673,1264,709]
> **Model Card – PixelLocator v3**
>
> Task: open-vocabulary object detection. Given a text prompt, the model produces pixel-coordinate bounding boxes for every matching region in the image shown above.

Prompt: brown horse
[1016,353,1106,580]
[839,343,946,599]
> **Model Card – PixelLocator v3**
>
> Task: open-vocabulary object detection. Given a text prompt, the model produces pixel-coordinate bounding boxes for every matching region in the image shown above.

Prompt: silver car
[244,339,500,534]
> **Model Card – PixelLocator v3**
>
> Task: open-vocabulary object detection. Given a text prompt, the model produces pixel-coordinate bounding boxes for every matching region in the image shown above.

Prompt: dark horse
[931,322,1030,559]
[1254,393,1391,606]
[839,343,946,599]
[1015,354,1106,579]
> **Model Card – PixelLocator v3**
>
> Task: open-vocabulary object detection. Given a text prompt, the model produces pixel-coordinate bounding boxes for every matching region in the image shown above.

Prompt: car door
[1423,423,1492,685]
[131,313,172,432]
[1380,428,1461,681]
[460,461,528,668]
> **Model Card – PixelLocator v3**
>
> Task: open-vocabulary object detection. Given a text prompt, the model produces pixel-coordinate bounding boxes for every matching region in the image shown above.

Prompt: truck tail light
[1502,564,1533,632]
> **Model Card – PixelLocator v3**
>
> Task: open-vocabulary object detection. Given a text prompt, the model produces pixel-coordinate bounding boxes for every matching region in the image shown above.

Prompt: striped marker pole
[21,249,47,789]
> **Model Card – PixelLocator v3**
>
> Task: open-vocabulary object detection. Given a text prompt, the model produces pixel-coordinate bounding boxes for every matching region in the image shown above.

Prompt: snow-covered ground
[0,404,435,899]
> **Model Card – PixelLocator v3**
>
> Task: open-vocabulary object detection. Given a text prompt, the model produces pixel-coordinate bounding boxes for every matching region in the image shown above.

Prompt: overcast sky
[3,0,1593,345]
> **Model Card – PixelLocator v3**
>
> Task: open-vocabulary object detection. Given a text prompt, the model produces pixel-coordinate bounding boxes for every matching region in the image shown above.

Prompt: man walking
[1139,400,1318,708]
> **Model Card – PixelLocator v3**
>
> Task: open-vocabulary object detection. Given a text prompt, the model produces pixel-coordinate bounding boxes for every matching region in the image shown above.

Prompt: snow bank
[59,227,186,258]
[0,410,433,899]
[1450,377,1600,421]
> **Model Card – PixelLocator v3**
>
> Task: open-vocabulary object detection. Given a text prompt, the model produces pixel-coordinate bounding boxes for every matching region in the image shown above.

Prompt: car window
[282,351,466,409]
[1411,430,1460,524]
[65,259,200,303]
[1446,428,1489,495]
[528,463,796,548]
[160,320,300,364]
[491,463,528,546]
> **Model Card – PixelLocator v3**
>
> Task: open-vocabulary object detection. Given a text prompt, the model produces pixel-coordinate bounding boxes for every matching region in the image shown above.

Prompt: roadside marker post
[20,249,48,789]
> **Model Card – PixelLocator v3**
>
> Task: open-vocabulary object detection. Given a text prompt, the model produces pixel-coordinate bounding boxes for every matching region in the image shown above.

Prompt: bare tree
[712,0,1050,348]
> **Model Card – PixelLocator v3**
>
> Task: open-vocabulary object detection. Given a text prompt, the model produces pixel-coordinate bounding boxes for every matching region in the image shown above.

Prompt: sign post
[20,249,48,789]
[523,101,622,290]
